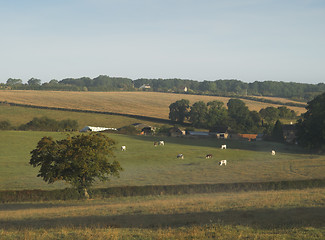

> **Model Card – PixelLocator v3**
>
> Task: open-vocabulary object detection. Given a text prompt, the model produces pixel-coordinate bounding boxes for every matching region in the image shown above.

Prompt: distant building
[282,124,297,143]
[210,126,229,139]
[169,127,186,137]
[131,123,155,135]
[139,84,151,90]
[187,131,210,138]
[80,126,117,132]
[237,133,258,141]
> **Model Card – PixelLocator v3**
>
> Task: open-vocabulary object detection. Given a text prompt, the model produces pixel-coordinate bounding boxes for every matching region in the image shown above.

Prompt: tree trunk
[83,188,90,199]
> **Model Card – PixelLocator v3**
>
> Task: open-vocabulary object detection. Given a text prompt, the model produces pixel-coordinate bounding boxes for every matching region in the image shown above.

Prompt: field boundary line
[0,101,176,125]
[1,178,324,203]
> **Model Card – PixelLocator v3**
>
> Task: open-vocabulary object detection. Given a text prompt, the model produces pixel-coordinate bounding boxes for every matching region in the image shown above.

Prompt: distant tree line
[1,76,324,101]
[0,117,78,131]
[168,98,297,136]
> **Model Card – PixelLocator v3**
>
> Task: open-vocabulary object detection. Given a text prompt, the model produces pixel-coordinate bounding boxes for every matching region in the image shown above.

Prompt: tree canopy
[30,133,123,198]
[297,92,325,152]
[168,98,264,133]
[168,99,190,123]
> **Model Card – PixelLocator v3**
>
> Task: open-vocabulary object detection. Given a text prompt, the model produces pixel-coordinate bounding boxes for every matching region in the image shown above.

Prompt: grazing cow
[219,160,227,166]
[159,141,165,146]
[177,154,184,159]
[121,145,126,151]
[271,150,276,155]
[205,154,213,159]
[154,142,158,147]
[221,145,227,149]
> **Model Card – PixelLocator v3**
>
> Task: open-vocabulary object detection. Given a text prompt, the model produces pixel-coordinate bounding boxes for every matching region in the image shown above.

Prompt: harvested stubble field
[0,90,306,120]
[252,95,307,105]
[0,189,324,239]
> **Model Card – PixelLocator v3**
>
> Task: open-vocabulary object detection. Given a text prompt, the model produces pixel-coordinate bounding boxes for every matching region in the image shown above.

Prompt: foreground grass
[0,188,324,239]
[1,130,324,190]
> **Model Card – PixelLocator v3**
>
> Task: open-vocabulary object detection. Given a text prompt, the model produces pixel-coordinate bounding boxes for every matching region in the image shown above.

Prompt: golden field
[1,188,324,239]
[0,90,306,119]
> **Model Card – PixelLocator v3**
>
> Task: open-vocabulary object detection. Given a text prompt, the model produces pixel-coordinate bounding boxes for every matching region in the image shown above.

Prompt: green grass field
[0,104,162,129]
[0,130,324,191]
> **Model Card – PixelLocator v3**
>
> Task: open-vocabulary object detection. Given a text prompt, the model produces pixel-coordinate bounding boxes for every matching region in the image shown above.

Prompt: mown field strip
[0,188,324,239]
[0,90,306,120]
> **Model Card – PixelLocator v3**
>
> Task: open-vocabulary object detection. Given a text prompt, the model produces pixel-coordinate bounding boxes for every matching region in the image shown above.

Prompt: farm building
[131,123,156,135]
[210,126,229,139]
[169,127,186,137]
[187,131,210,138]
[237,133,258,141]
[80,126,117,132]
[282,124,297,143]
[139,84,151,90]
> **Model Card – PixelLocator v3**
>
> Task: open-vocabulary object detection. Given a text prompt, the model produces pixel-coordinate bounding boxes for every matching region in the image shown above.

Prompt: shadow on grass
[1,207,324,230]
[125,134,308,155]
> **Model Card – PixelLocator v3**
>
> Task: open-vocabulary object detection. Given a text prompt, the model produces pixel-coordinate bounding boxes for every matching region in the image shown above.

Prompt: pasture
[0,104,161,129]
[0,90,306,120]
[1,131,324,239]
[0,130,324,191]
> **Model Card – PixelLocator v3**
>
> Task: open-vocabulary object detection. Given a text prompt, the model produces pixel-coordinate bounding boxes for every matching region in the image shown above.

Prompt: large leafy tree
[27,78,41,86]
[227,99,262,133]
[227,99,250,132]
[297,92,325,152]
[271,120,284,142]
[206,101,228,129]
[30,133,123,198]
[259,107,279,124]
[169,99,190,123]
[6,78,23,85]
[189,101,208,128]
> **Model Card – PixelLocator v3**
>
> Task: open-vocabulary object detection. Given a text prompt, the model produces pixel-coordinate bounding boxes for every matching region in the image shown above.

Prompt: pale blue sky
[1,0,324,84]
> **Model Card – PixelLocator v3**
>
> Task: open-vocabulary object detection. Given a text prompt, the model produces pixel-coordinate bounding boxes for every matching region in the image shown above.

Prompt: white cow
[219,160,227,166]
[159,141,165,146]
[221,145,227,149]
[121,146,126,151]
[271,150,276,155]
[177,154,184,159]
[205,154,213,159]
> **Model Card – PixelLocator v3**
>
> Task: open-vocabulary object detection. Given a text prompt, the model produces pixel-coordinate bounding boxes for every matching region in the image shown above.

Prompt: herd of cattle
[120,142,276,167]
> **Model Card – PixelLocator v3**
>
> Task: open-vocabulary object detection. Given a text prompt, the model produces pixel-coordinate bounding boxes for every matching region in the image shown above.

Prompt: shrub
[0,120,12,130]
[19,117,78,131]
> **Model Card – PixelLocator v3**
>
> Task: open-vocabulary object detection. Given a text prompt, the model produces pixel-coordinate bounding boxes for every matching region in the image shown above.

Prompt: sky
[0,0,324,84]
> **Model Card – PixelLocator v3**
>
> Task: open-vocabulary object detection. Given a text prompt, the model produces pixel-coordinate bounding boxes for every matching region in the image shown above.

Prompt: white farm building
[80,126,117,132]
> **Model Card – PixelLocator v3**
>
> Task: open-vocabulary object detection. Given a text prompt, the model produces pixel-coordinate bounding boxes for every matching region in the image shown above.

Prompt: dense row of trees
[168,93,325,152]
[0,117,78,131]
[3,76,134,91]
[2,76,324,101]
[169,99,296,134]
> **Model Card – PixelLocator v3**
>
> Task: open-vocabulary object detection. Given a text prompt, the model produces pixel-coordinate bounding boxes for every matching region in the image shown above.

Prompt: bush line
[1,179,324,203]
